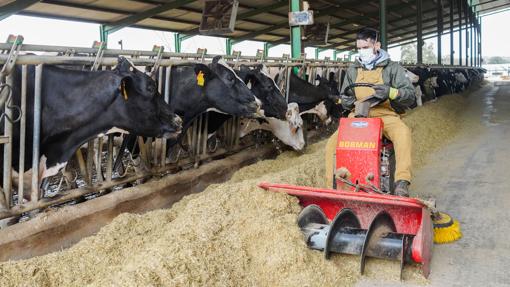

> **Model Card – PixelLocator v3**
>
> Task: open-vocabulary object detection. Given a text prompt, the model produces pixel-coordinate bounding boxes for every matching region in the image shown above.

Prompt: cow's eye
[227,74,234,82]
[147,84,155,93]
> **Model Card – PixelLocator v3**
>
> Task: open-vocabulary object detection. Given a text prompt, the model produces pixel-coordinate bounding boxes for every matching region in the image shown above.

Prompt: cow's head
[238,64,287,120]
[193,56,262,118]
[316,74,341,103]
[114,57,182,138]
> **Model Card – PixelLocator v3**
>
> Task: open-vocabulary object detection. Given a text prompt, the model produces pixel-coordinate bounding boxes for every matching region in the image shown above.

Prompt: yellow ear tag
[197,71,205,87]
[121,80,128,101]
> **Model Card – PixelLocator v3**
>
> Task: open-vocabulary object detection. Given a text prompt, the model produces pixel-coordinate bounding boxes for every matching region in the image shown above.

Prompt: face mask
[358,47,376,64]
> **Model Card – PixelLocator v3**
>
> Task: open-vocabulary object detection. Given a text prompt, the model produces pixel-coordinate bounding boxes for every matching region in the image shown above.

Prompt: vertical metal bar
[196,114,202,162]
[479,16,482,66]
[416,0,423,64]
[450,0,454,65]
[86,139,94,185]
[470,9,474,67]
[379,0,387,50]
[290,0,302,59]
[31,64,43,202]
[18,65,27,204]
[465,1,469,66]
[95,137,103,183]
[161,65,171,166]
[458,0,462,65]
[234,115,239,148]
[285,66,291,103]
[437,0,443,65]
[105,134,113,181]
[3,75,13,208]
[202,112,208,156]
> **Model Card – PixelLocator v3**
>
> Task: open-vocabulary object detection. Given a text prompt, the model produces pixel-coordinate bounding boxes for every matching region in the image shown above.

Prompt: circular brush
[432,212,462,244]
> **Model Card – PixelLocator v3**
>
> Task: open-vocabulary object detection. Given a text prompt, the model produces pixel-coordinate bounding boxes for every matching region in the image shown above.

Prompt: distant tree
[400,43,417,63]
[400,42,437,64]
[487,56,510,64]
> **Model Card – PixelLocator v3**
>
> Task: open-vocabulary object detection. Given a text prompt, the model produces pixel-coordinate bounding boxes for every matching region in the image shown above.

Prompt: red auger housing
[259,117,433,279]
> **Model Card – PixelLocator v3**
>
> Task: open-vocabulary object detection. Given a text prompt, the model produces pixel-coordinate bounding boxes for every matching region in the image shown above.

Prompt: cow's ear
[115,56,134,73]
[212,55,222,64]
[194,64,214,86]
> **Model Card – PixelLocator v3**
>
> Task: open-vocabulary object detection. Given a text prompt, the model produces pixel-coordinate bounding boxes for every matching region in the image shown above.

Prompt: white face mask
[358,47,376,64]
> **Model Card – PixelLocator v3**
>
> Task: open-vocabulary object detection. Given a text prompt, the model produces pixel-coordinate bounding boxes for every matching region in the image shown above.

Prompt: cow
[0,57,183,210]
[275,70,341,124]
[236,65,305,150]
[113,56,263,170]
[204,64,305,151]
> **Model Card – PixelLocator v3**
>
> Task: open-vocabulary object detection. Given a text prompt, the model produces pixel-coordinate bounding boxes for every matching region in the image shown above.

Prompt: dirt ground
[0,89,486,287]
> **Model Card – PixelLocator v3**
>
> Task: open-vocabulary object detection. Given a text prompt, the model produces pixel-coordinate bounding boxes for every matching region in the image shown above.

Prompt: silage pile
[0,94,468,287]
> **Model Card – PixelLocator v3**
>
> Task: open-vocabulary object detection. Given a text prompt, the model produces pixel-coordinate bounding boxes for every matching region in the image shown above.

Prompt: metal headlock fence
[0,37,483,225]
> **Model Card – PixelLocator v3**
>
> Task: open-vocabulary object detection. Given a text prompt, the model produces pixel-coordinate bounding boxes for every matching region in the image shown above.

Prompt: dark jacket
[340,58,416,114]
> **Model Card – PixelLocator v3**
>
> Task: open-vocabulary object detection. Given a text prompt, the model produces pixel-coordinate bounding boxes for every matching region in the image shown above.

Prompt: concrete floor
[357,82,510,287]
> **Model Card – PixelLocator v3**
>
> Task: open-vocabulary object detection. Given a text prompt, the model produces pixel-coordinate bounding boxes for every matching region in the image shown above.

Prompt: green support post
[380,0,387,50]
[290,0,302,75]
[174,33,181,53]
[226,38,233,56]
[315,48,319,60]
[417,0,423,64]
[333,50,338,61]
[99,24,108,46]
[174,33,194,53]
[264,42,272,58]
[458,0,462,65]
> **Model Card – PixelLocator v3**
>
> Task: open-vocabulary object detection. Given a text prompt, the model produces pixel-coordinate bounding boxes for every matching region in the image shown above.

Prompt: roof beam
[104,0,198,34]
[232,2,360,43]
[0,0,40,21]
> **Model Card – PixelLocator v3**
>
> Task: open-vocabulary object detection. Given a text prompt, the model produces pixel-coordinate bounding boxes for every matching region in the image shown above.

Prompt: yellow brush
[432,212,462,244]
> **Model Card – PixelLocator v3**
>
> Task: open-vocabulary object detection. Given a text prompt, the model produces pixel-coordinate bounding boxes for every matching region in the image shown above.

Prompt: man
[324,27,415,196]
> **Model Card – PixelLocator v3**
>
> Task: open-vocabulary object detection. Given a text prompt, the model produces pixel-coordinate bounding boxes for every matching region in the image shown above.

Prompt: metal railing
[0,40,483,225]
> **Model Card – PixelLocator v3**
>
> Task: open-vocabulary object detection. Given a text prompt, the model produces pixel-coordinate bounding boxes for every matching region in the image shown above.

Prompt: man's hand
[340,88,356,110]
[373,84,399,101]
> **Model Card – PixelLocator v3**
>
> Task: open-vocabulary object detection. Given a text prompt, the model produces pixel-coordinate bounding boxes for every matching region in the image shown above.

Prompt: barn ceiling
[0,0,506,51]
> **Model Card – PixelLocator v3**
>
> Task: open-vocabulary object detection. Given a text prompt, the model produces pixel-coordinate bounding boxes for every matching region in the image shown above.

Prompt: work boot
[394,180,410,197]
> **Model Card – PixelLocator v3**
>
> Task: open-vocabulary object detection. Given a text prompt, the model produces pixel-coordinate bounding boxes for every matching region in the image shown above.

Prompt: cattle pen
[0,0,507,286]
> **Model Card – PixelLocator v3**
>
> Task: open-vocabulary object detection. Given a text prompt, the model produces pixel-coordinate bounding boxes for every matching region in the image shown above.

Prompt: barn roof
[0,0,506,51]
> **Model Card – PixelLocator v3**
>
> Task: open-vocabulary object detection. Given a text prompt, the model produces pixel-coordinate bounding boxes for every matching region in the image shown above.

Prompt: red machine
[259,86,433,279]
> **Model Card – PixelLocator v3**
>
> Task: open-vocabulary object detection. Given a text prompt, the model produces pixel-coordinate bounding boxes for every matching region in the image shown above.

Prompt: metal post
[18,65,27,203]
[450,0,454,65]
[263,42,270,58]
[315,48,319,60]
[465,1,469,66]
[333,50,338,61]
[174,33,181,53]
[99,25,108,46]
[290,0,302,60]
[380,0,388,50]
[3,75,13,208]
[31,64,43,202]
[479,16,482,66]
[470,8,474,67]
[417,0,423,64]
[437,0,443,65]
[226,38,233,56]
[458,0,462,65]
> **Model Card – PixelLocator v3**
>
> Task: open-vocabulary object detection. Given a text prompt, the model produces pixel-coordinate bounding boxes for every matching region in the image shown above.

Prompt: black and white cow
[275,70,341,124]
[236,64,304,150]
[113,56,263,170]
[0,57,182,195]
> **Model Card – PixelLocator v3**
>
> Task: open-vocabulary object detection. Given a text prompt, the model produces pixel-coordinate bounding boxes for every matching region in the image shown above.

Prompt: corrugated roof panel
[137,18,194,31]
[86,0,153,12]
[25,2,124,22]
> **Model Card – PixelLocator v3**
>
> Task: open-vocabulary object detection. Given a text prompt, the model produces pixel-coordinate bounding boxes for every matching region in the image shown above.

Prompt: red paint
[336,118,383,188]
